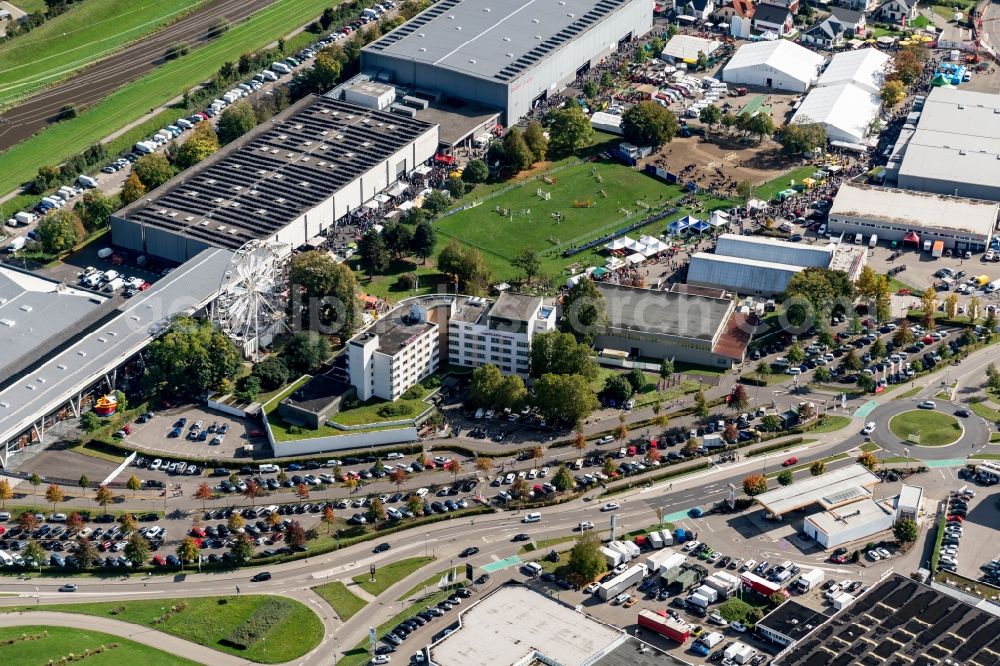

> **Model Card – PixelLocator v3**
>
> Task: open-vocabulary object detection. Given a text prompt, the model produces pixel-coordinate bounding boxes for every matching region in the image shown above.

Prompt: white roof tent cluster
[722,40,825,93]
[112,95,438,263]
[0,249,233,468]
[660,34,722,62]
[791,48,890,147]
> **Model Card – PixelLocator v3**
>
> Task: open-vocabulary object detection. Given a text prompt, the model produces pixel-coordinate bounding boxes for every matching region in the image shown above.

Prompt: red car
[190,527,205,537]
[782,457,798,467]
[152,555,167,566]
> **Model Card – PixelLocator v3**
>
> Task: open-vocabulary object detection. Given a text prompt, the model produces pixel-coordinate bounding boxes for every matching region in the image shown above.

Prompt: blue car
[688,507,704,518]
[690,642,709,657]
[169,427,182,438]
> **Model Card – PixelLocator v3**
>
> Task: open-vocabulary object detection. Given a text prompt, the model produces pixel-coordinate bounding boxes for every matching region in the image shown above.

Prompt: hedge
[222,597,293,649]
[746,437,804,458]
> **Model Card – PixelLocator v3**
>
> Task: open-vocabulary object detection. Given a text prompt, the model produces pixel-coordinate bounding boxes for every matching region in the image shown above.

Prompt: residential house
[846,0,879,13]
[761,0,799,14]
[830,7,866,37]
[711,0,754,22]
[753,3,795,36]
[801,17,847,48]
[876,0,918,25]
[679,0,715,21]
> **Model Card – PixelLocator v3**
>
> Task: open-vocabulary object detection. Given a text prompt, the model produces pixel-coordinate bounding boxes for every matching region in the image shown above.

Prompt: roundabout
[889,410,963,446]
[866,398,988,459]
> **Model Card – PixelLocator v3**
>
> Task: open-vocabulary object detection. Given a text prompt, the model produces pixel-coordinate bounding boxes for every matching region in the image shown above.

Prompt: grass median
[889,410,962,446]
[0,595,323,663]
[351,556,434,597]
[0,625,200,665]
[312,582,368,621]
[0,0,333,194]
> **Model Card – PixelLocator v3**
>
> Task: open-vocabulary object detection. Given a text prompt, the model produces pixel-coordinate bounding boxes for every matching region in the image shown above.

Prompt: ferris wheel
[215,240,291,360]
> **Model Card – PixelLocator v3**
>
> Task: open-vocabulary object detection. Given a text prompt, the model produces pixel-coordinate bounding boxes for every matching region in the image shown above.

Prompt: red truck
[740,572,789,599]
[637,609,689,643]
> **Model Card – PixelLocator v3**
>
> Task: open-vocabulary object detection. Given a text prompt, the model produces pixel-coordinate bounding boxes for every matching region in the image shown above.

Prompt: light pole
[904,447,909,476]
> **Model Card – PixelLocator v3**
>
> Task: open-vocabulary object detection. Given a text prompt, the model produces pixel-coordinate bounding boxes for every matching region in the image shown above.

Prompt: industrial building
[0,249,232,467]
[721,40,824,93]
[894,87,1000,201]
[687,233,867,296]
[803,496,896,549]
[112,95,439,263]
[754,464,879,518]
[774,574,1000,665]
[425,585,689,666]
[828,184,998,253]
[790,48,888,147]
[592,282,750,368]
[360,0,653,123]
[756,601,832,648]
[348,292,555,402]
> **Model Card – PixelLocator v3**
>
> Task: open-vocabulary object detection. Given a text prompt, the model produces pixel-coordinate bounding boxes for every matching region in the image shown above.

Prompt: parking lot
[124,405,258,460]
[939,484,999,584]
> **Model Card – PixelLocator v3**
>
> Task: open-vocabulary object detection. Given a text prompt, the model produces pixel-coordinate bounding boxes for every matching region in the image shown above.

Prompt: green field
[351,556,434,596]
[0,0,204,106]
[0,0,333,195]
[1,595,323,663]
[808,415,851,433]
[312,581,368,621]
[889,410,963,446]
[435,160,717,281]
[0,625,200,665]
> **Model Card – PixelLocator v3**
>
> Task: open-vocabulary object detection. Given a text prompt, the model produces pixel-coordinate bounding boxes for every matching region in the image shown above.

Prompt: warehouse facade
[828,184,998,252]
[360,0,653,123]
[112,95,439,263]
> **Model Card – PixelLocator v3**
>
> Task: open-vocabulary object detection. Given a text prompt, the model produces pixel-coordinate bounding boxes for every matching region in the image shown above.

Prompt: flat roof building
[803,497,896,548]
[828,183,998,252]
[774,574,1000,666]
[592,282,750,368]
[721,40,824,93]
[756,600,832,648]
[754,464,880,517]
[112,95,439,263]
[361,0,653,123]
[896,87,1000,201]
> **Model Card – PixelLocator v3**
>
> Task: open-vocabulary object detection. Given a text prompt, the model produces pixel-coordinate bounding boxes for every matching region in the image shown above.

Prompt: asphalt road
[0,0,273,152]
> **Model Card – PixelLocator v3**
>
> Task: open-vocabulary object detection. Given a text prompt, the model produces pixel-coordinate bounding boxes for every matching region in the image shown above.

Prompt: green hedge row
[222,597,293,649]
[745,437,804,458]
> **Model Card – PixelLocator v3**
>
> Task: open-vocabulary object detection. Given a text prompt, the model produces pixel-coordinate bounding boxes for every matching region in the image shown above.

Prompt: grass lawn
[0,625,200,665]
[396,569,467,601]
[351,556,434,597]
[886,275,918,294]
[0,0,206,106]
[1,596,323,663]
[860,441,881,452]
[889,410,962,446]
[970,453,1000,460]
[69,441,125,463]
[0,0,334,194]
[911,14,932,28]
[968,399,1000,423]
[894,387,923,400]
[331,383,434,427]
[750,165,817,202]
[809,415,851,433]
[591,368,700,408]
[312,581,368,621]
[519,535,577,554]
[990,432,1000,443]
[880,456,921,464]
[932,2,970,20]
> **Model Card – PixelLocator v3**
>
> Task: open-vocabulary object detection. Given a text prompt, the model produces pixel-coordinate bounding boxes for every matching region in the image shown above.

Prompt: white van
[271,61,292,74]
[522,512,542,523]
[77,175,98,188]
[259,463,279,474]
[415,487,429,498]
[522,561,542,576]
[855,233,863,245]
[0,550,13,566]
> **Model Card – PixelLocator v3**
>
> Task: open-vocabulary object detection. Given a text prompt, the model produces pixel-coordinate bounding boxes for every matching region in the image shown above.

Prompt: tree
[243,480,265,507]
[533,373,599,425]
[871,338,887,359]
[987,363,1000,391]
[573,427,587,452]
[174,122,219,169]
[583,79,600,99]
[622,101,679,147]
[699,104,722,132]
[523,120,549,161]
[133,153,175,190]
[76,474,89,500]
[462,159,489,183]
[94,485,113,515]
[743,473,768,496]
[969,296,982,322]
[694,389,709,421]
[564,532,607,586]
[720,423,738,445]
[881,80,905,107]
[614,418,629,448]
[511,250,541,284]
[227,513,245,533]
[0,479,11,509]
[857,373,877,393]
[501,127,534,173]
[449,459,463,482]
[288,251,358,335]
[563,278,607,339]
[358,229,390,276]
[126,475,142,497]
[475,457,493,477]
[229,533,254,565]
[755,361,771,385]
[735,179,753,202]
[61,512,83,538]
[390,467,407,491]
[890,46,925,86]
[28,473,42,507]
[728,384,749,413]
[217,101,258,144]
[124,532,150,566]
[177,536,201,570]
[118,512,137,535]
[343,477,358,494]
[659,358,674,388]
[511,476,529,499]
[282,332,331,373]
[784,268,855,323]
[683,438,700,456]
[696,50,709,70]
[603,373,634,404]
[777,470,794,486]
[552,465,575,492]
[42,483,64,512]
[194,482,213,510]
[36,209,85,254]
[382,221,415,260]
[858,451,879,470]
[768,591,787,608]
[367,497,387,525]
[410,221,436,264]
[529,330,598,379]
[545,105,593,154]
[406,495,424,516]
[296,483,310,500]
[121,172,146,205]
[470,364,526,410]
[18,511,38,533]
[77,538,100,568]
[322,506,337,534]
[809,461,826,479]
[747,113,776,144]
[893,517,918,543]
[779,120,827,155]
[603,457,619,478]
[78,192,116,231]
[145,316,242,397]
[437,240,465,282]
[285,521,307,549]
[24,540,46,572]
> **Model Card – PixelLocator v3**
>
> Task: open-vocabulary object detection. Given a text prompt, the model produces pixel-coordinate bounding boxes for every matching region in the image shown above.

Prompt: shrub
[377,403,415,418]
[421,375,442,390]
[401,385,423,400]
[165,42,189,60]
[396,272,417,290]
[222,597,293,649]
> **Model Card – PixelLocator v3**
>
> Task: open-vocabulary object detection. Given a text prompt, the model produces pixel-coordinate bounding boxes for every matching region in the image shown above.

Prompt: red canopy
[903,231,920,244]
